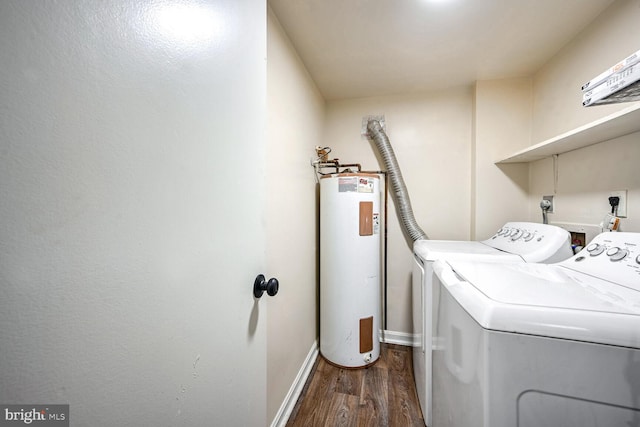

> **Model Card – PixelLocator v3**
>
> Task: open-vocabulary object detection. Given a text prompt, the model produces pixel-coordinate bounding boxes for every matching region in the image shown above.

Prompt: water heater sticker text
[373,213,380,234]
[338,177,358,192]
[358,178,373,193]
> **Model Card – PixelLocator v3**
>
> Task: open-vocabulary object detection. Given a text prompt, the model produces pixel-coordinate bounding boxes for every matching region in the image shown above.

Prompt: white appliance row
[412,222,573,426]
[432,231,640,427]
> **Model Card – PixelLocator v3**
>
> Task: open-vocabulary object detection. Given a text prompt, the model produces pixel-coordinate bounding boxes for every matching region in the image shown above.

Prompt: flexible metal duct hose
[366,119,428,241]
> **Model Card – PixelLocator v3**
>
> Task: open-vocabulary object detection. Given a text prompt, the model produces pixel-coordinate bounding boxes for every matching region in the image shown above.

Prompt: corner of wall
[472,78,533,239]
[470,82,478,238]
[266,8,326,425]
[529,0,640,232]
[531,0,640,141]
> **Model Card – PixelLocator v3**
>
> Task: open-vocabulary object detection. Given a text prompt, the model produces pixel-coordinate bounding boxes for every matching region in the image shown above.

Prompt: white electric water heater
[320,173,381,368]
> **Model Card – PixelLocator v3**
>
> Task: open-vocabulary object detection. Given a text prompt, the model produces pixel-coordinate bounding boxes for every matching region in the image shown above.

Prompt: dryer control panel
[561,232,640,290]
[483,222,573,264]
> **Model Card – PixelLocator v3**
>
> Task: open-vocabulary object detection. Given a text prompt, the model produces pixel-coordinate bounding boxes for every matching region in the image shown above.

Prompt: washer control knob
[587,243,605,256]
[511,230,524,241]
[636,255,640,265]
[606,247,628,261]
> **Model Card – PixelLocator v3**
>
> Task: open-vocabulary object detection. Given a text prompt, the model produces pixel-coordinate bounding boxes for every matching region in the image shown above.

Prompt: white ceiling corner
[268,0,616,100]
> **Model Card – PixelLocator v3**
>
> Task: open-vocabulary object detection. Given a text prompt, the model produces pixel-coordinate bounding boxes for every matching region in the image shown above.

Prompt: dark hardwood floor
[286,343,425,427]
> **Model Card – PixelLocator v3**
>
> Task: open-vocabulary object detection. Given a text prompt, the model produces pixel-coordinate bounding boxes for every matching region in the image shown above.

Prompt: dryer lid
[435,260,640,348]
[413,240,521,262]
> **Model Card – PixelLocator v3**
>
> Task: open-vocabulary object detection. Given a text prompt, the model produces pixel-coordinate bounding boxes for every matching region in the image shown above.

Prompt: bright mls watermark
[1,405,68,426]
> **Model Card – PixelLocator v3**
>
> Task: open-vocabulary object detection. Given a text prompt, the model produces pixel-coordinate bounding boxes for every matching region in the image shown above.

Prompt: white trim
[270,340,319,427]
[379,329,418,347]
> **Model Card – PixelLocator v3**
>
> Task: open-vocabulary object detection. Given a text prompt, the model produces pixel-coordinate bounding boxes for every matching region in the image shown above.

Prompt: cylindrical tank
[320,173,381,368]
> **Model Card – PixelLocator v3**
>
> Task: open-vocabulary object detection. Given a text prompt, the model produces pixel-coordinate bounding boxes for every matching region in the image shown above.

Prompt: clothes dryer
[432,231,640,427]
[412,222,572,425]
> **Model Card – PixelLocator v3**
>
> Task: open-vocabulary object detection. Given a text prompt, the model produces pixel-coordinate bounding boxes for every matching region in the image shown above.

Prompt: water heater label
[338,177,358,192]
[358,177,374,193]
[373,213,380,234]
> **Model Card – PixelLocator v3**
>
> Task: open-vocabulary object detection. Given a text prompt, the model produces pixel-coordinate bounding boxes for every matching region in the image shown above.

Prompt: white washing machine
[412,222,572,426]
[431,231,640,427]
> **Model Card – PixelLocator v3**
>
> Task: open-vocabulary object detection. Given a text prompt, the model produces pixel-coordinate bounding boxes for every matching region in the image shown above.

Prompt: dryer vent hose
[366,119,428,241]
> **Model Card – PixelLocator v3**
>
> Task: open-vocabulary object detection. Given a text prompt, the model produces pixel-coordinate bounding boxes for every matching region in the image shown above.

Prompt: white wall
[261,0,640,356]
[473,78,532,239]
[266,9,325,424]
[529,134,640,231]
[532,0,640,142]
[0,1,268,425]
[324,89,472,333]
[529,0,640,233]
[317,0,640,338]
[302,0,640,340]
[11,1,638,424]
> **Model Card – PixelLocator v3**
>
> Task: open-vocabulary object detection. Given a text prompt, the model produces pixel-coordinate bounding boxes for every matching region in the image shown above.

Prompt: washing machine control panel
[562,232,640,289]
[483,222,573,263]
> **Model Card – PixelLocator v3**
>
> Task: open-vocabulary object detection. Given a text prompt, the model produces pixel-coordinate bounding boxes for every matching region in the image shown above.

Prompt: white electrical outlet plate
[609,190,627,218]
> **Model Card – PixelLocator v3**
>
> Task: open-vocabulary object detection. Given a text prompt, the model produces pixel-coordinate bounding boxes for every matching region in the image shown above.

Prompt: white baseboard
[270,339,319,427]
[379,329,418,347]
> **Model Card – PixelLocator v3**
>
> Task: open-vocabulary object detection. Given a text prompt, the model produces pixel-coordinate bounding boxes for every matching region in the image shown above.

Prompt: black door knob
[253,274,279,298]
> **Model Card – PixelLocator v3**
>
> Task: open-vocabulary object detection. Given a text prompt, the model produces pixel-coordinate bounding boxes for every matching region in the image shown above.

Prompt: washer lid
[436,260,640,348]
[413,240,522,262]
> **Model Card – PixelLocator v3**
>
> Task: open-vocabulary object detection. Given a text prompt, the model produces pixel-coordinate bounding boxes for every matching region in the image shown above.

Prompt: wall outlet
[542,195,554,213]
[609,190,627,218]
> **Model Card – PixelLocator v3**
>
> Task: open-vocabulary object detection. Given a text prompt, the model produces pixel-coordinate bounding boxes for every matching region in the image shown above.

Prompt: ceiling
[268,0,616,100]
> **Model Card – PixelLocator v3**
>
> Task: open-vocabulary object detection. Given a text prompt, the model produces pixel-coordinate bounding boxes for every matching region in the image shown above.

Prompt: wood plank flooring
[286,344,425,427]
